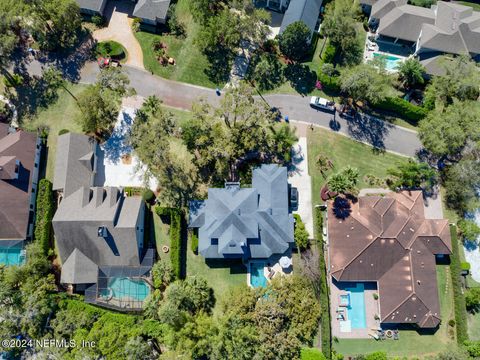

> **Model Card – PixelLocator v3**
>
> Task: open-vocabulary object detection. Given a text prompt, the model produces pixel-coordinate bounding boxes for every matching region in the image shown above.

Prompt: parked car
[310,96,335,112]
[290,187,298,210]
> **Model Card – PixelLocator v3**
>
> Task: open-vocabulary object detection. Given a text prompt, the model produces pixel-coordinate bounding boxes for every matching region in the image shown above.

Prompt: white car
[310,96,335,112]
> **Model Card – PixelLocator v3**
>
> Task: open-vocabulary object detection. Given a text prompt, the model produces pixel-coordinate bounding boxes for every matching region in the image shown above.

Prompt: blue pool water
[0,245,25,266]
[250,262,267,288]
[373,53,402,71]
[103,277,150,301]
[345,283,367,329]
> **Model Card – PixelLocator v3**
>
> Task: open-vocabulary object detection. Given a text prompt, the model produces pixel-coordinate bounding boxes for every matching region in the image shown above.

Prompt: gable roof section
[378,4,435,42]
[133,0,171,22]
[328,191,451,328]
[75,0,107,13]
[53,133,97,197]
[280,0,322,37]
[0,124,37,240]
[189,164,294,259]
[60,248,99,284]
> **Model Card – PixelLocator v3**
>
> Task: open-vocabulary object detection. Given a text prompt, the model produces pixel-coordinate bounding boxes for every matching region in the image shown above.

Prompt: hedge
[373,97,428,123]
[34,179,54,255]
[191,231,198,254]
[315,207,332,360]
[155,206,183,279]
[449,224,469,344]
[301,347,327,360]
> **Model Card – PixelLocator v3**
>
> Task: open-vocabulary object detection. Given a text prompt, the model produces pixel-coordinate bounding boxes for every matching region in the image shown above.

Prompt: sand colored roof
[328,191,451,328]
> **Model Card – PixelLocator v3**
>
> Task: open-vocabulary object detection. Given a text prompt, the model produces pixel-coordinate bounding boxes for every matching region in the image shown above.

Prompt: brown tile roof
[0,124,37,240]
[328,191,451,328]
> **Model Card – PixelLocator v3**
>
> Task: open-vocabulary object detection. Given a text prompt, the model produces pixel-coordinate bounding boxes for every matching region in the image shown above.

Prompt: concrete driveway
[288,127,314,237]
[93,0,144,69]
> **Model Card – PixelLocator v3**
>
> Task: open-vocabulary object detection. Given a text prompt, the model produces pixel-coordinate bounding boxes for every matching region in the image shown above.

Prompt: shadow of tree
[102,110,134,164]
[203,46,233,85]
[284,63,317,96]
[346,113,393,151]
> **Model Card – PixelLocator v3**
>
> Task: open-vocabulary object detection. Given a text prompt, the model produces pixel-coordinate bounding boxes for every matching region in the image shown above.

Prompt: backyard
[134,0,221,89]
[334,263,456,358]
[307,127,406,205]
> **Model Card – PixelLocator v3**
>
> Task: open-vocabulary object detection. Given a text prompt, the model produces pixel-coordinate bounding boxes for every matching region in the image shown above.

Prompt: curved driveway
[80,63,421,157]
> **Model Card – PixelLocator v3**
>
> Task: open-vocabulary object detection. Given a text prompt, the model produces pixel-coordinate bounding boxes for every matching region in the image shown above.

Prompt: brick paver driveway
[93,0,144,69]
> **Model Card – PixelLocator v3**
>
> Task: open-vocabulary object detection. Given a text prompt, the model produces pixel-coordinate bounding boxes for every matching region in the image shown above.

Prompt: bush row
[34,179,54,255]
[449,225,469,345]
[373,97,428,123]
[155,206,183,279]
[314,207,332,360]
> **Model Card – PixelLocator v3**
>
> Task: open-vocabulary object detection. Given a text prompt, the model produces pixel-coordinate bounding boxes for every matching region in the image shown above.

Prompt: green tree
[397,58,425,89]
[124,336,156,360]
[189,0,225,24]
[151,260,175,289]
[418,101,480,160]
[465,288,480,312]
[386,159,437,191]
[294,214,310,250]
[444,157,480,214]
[30,0,82,50]
[457,219,480,244]
[75,85,120,136]
[339,63,394,107]
[321,0,363,65]
[0,0,24,71]
[96,67,133,97]
[327,166,359,195]
[321,63,336,83]
[248,52,284,91]
[423,55,480,110]
[278,21,311,62]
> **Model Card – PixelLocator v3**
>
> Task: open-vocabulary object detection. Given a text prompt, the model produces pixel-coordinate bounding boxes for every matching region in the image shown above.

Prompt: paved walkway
[288,134,314,237]
[93,0,144,69]
[464,209,480,282]
[78,64,422,157]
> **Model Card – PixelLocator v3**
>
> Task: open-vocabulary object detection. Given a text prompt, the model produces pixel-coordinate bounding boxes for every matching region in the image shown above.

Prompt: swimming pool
[102,277,150,301]
[0,245,25,266]
[373,53,402,71]
[345,283,367,329]
[250,262,267,288]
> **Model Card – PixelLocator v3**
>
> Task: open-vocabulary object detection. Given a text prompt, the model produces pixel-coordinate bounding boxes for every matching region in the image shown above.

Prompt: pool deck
[247,255,293,288]
[330,278,381,339]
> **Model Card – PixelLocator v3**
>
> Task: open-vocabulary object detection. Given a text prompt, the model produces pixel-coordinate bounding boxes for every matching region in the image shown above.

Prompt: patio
[330,278,381,339]
[246,253,293,288]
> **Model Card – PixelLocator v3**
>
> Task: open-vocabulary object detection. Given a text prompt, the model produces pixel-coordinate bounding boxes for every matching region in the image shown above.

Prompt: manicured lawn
[23,84,86,180]
[134,0,222,89]
[334,263,455,358]
[457,0,480,10]
[152,208,171,263]
[307,127,406,205]
[164,105,193,126]
[187,234,247,315]
[468,312,480,340]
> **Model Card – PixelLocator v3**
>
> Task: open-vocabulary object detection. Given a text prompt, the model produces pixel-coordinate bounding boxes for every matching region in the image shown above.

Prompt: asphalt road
[80,63,421,157]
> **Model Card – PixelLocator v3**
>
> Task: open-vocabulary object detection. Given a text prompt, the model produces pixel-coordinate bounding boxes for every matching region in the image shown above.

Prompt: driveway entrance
[93,0,144,69]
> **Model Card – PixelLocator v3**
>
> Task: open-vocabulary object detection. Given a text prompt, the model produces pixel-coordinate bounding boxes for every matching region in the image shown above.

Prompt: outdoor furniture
[162,245,169,253]
[336,313,345,320]
[279,256,292,268]
[368,332,380,340]
[385,329,393,338]
[266,269,276,279]
[393,330,399,340]
[336,307,345,313]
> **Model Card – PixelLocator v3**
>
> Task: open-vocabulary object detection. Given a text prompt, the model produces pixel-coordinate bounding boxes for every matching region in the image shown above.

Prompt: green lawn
[334,264,456,358]
[306,127,406,205]
[134,0,221,89]
[152,208,171,263]
[457,0,480,10]
[23,84,86,180]
[187,234,247,315]
[468,312,480,340]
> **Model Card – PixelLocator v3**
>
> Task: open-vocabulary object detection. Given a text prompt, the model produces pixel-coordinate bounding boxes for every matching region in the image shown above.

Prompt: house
[0,124,42,265]
[328,191,451,329]
[75,0,171,25]
[366,0,480,74]
[254,0,323,40]
[189,164,294,260]
[52,133,152,311]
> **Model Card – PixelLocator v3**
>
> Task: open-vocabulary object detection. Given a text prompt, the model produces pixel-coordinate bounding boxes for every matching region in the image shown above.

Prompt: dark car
[290,187,298,210]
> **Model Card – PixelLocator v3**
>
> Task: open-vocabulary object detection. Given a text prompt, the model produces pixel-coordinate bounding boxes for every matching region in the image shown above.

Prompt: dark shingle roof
[328,191,451,328]
[75,0,108,13]
[133,0,171,22]
[0,124,37,240]
[189,164,294,259]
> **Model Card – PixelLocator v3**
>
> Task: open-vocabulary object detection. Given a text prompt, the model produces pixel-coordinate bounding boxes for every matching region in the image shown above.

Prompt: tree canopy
[397,58,425,89]
[386,159,437,191]
[278,21,311,62]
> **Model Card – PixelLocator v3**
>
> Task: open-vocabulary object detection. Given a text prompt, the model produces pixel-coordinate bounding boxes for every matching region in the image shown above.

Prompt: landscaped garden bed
[95,40,128,62]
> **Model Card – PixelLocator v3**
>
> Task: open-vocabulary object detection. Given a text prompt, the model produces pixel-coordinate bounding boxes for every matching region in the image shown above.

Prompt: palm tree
[397,58,425,89]
[269,123,298,163]
[315,153,334,178]
[327,166,359,195]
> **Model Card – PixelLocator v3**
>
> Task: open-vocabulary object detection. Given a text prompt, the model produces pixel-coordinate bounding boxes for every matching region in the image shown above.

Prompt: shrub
[34,179,54,255]
[142,189,155,203]
[465,341,480,358]
[365,352,387,360]
[301,347,327,360]
[458,219,480,243]
[449,225,469,344]
[373,293,379,300]
[155,206,183,279]
[373,96,428,123]
[465,288,480,312]
[294,214,310,250]
[314,207,331,359]
[322,43,336,64]
[58,129,70,135]
[191,232,198,254]
[151,260,175,289]
[132,18,141,32]
[317,72,340,93]
[3,73,23,87]
[448,319,456,327]
[461,262,471,271]
[91,15,105,27]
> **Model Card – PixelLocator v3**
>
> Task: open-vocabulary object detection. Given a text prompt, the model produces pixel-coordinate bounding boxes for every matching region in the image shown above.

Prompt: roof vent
[417,280,421,285]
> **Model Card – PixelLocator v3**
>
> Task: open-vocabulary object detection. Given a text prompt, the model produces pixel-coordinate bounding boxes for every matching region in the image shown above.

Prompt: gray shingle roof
[133,0,171,22]
[370,0,407,20]
[53,133,98,197]
[0,124,37,240]
[378,4,435,42]
[189,164,294,260]
[280,0,322,38]
[75,0,108,13]
[60,248,99,284]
